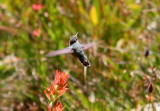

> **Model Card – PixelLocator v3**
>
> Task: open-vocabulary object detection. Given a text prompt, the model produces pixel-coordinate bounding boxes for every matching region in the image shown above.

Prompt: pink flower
[32,4,42,11]
[32,29,40,37]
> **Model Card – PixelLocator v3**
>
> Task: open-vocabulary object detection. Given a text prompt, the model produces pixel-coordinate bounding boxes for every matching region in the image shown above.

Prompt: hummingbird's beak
[75,32,78,36]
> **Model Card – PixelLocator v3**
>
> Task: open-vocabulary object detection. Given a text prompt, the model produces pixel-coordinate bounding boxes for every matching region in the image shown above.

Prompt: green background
[0,0,160,110]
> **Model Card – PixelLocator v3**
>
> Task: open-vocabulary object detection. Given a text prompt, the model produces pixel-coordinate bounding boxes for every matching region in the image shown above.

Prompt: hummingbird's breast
[71,43,85,57]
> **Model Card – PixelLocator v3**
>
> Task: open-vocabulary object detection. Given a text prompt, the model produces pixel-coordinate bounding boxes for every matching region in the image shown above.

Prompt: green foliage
[0,0,160,110]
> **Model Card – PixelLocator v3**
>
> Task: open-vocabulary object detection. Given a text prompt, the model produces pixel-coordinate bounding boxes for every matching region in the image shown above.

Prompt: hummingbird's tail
[82,59,90,66]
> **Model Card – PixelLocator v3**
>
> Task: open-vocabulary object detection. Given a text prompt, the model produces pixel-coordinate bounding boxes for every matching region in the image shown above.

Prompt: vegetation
[0,0,160,110]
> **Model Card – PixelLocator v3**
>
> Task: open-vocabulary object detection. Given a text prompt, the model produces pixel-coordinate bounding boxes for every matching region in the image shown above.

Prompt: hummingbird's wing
[46,47,74,57]
[81,42,97,50]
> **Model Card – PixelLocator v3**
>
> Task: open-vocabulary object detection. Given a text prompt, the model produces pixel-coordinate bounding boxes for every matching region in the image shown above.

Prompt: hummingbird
[46,33,96,66]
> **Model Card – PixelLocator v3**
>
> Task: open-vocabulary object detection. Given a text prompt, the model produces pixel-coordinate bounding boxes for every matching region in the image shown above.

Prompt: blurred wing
[46,47,74,57]
[81,42,97,50]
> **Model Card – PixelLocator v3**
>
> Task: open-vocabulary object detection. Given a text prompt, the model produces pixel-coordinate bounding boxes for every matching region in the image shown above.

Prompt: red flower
[32,29,40,37]
[44,86,56,100]
[54,70,69,90]
[44,70,69,100]
[47,102,63,111]
[53,102,63,111]
[32,4,42,11]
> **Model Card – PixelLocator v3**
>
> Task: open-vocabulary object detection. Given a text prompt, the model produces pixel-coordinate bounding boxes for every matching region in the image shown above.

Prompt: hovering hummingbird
[46,33,96,66]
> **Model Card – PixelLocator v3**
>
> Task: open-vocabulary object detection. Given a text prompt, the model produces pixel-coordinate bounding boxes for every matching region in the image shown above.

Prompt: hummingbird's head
[70,32,78,45]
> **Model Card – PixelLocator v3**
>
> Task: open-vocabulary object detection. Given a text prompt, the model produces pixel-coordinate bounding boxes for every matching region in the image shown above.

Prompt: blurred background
[0,0,160,111]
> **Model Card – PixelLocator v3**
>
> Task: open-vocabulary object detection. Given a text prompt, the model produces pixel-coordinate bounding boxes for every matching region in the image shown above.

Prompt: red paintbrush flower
[32,4,42,11]
[54,70,68,91]
[44,70,69,100]
[53,102,63,111]
[44,70,68,111]
[47,102,63,111]
[44,86,56,100]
